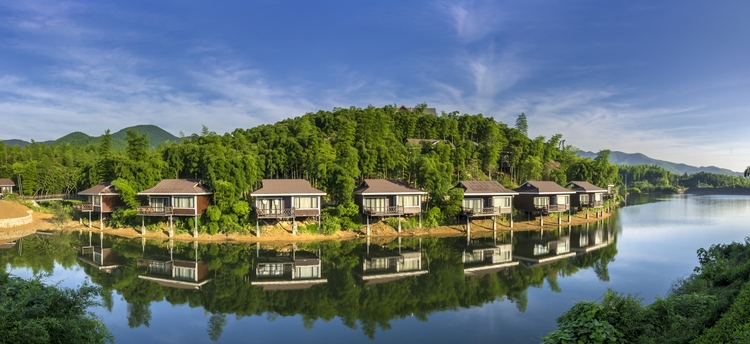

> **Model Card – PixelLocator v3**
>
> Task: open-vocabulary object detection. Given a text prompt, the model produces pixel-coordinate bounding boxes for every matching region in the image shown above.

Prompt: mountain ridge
[577,150,741,176]
[2,124,179,148]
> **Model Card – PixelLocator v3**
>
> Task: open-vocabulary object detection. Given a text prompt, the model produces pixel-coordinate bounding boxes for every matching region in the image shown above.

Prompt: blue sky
[1,1,749,171]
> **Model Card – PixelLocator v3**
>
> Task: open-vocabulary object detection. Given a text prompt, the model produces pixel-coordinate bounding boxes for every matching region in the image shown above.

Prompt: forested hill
[1,124,178,148]
[577,150,740,176]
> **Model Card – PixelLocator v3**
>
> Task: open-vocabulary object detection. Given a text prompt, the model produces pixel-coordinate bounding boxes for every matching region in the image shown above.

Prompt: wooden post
[466,216,470,236]
[169,216,173,238]
[540,215,543,226]
[558,214,562,225]
[141,216,145,235]
[398,215,401,233]
[510,212,513,228]
[493,216,497,232]
[318,215,321,234]
[586,209,589,219]
[194,215,198,238]
[256,218,260,237]
[99,209,103,231]
[419,212,422,228]
[88,212,92,228]
[293,217,297,235]
[568,209,571,223]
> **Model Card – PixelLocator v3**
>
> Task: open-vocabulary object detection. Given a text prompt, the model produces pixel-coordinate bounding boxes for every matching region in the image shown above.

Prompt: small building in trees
[357,237,427,285]
[514,181,576,224]
[249,179,326,236]
[74,182,123,230]
[249,244,327,291]
[0,178,15,195]
[567,181,607,214]
[353,179,426,234]
[397,105,437,115]
[136,179,212,237]
[138,241,212,290]
[457,180,518,232]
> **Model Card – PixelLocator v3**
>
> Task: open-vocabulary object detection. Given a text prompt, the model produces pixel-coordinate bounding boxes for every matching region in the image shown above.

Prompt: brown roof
[138,179,211,195]
[0,178,15,186]
[78,182,118,195]
[514,181,576,195]
[458,181,518,196]
[353,179,426,195]
[567,181,607,193]
[251,179,326,196]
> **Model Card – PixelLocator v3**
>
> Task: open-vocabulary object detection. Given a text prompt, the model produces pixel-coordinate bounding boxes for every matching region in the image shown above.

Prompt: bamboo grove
[3,104,624,234]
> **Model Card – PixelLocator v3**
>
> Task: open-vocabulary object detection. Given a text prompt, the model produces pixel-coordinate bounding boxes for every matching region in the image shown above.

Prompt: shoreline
[1,207,617,244]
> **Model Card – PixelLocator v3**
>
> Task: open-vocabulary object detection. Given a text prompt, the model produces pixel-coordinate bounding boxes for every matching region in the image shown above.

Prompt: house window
[534,197,548,207]
[557,195,570,205]
[533,244,549,255]
[580,194,589,204]
[399,258,420,271]
[399,195,419,207]
[94,252,102,264]
[259,199,282,214]
[295,266,320,279]
[364,198,386,212]
[294,197,318,209]
[174,267,196,281]
[463,198,483,211]
[150,197,169,209]
[93,196,101,206]
[173,196,194,208]
[493,196,511,208]
[366,257,390,271]
[579,235,589,247]
[258,263,285,276]
[595,193,602,201]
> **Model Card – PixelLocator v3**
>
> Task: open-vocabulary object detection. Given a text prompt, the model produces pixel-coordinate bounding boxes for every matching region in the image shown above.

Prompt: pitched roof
[458,181,518,196]
[138,179,211,195]
[78,182,118,195]
[0,178,15,186]
[567,181,607,193]
[250,179,326,196]
[353,179,426,195]
[514,181,576,194]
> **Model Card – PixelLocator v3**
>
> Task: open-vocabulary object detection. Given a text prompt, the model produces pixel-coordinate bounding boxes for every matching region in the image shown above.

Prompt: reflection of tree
[127,300,152,328]
[51,234,621,340]
[207,313,227,341]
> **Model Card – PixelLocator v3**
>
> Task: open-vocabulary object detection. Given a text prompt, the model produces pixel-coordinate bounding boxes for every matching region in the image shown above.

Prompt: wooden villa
[74,182,123,230]
[0,178,15,195]
[514,181,576,225]
[462,234,518,276]
[353,179,426,234]
[249,244,327,291]
[567,181,607,217]
[250,179,326,236]
[357,238,428,285]
[457,180,518,232]
[137,179,212,237]
[137,241,212,290]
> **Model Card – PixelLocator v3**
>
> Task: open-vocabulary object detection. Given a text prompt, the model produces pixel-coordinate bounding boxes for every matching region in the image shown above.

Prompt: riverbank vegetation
[543,238,750,343]
[620,164,750,194]
[0,270,113,343]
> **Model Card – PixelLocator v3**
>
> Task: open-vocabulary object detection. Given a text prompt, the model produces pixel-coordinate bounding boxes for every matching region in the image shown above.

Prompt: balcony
[535,204,570,213]
[74,204,95,212]
[462,206,513,216]
[137,206,173,216]
[365,206,421,216]
[584,201,604,208]
[257,208,294,219]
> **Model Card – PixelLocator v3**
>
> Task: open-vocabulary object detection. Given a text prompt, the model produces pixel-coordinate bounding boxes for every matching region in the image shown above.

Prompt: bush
[423,207,442,228]
[0,271,113,343]
[543,300,622,344]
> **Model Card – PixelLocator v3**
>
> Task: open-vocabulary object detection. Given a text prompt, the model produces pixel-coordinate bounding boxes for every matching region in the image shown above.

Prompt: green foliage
[0,271,113,344]
[544,300,622,344]
[423,207,442,228]
[50,201,71,228]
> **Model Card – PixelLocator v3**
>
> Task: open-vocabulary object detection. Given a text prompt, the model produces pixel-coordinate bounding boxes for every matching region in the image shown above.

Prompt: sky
[0,1,749,171]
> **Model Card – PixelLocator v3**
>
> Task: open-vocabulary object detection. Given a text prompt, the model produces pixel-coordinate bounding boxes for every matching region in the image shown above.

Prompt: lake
[3,194,750,343]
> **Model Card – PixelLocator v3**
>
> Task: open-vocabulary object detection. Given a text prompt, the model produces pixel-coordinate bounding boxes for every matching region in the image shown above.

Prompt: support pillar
[293,217,297,235]
[398,215,401,233]
[366,215,370,237]
[419,212,422,228]
[586,210,589,219]
[466,216,471,236]
[88,212,92,228]
[568,209,571,223]
[558,214,562,225]
[540,215,544,226]
[510,212,514,228]
[493,216,497,232]
[99,211,103,231]
[318,215,321,234]
[194,215,198,238]
[169,216,173,238]
[256,218,260,237]
[141,216,145,235]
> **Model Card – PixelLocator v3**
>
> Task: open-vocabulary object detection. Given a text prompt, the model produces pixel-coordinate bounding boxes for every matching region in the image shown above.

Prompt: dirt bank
[0,200,31,219]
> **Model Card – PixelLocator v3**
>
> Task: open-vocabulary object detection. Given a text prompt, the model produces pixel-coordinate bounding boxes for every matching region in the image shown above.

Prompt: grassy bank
[543,238,750,343]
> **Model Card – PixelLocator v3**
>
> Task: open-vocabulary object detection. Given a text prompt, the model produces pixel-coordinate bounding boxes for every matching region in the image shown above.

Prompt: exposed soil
[0,200,617,244]
[0,200,32,219]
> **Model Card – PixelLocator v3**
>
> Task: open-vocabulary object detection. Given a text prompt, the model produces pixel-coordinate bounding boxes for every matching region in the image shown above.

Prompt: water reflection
[1,218,620,341]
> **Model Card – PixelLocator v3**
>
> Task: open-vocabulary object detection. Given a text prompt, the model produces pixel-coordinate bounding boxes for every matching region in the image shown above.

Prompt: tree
[745,166,750,178]
[515,113,528,137]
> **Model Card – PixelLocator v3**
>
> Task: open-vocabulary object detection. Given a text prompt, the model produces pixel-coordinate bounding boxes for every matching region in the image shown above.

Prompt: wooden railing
[257,208,295,218]
[535,204,569,213]
[137,206,173,215]
[365,205,404,216]
[463,206,512,215]
[584,201,604,208]
[73,204,95,211]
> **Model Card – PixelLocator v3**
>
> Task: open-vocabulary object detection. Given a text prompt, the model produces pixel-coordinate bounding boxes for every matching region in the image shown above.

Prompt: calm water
[3,194,750,343]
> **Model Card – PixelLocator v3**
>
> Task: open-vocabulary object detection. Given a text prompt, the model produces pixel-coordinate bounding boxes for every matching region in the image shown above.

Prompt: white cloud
[442,0,504,42]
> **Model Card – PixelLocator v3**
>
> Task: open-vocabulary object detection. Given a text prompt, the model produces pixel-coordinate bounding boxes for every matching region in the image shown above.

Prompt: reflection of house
[137,179,212,237]
[138,241,212,290]
[0,241,16,249]
[250,179,326,236]
[514,181,576,222]
[463,237,518,276]
[249,244,327,291]
[78,232,124,273]
[513,231,576,267]
[354,179,426,233]
[74,182,123,230]
[571,222,616,254]
[0,178,14,195]
[358,238,428,284]
[567,181,606,210]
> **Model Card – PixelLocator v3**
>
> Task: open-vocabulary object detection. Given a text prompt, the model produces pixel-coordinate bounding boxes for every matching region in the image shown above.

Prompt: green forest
[0,104,740,235]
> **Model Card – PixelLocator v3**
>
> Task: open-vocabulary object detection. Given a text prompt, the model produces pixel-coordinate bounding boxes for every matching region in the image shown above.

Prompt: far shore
[1,205,617,244]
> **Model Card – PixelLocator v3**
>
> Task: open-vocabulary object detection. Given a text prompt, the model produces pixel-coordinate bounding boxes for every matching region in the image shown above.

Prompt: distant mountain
[577,150,741,176]
[1,124,179,148]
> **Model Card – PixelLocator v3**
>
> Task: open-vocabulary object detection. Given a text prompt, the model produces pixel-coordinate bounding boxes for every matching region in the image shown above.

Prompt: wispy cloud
[441,0,504,42]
